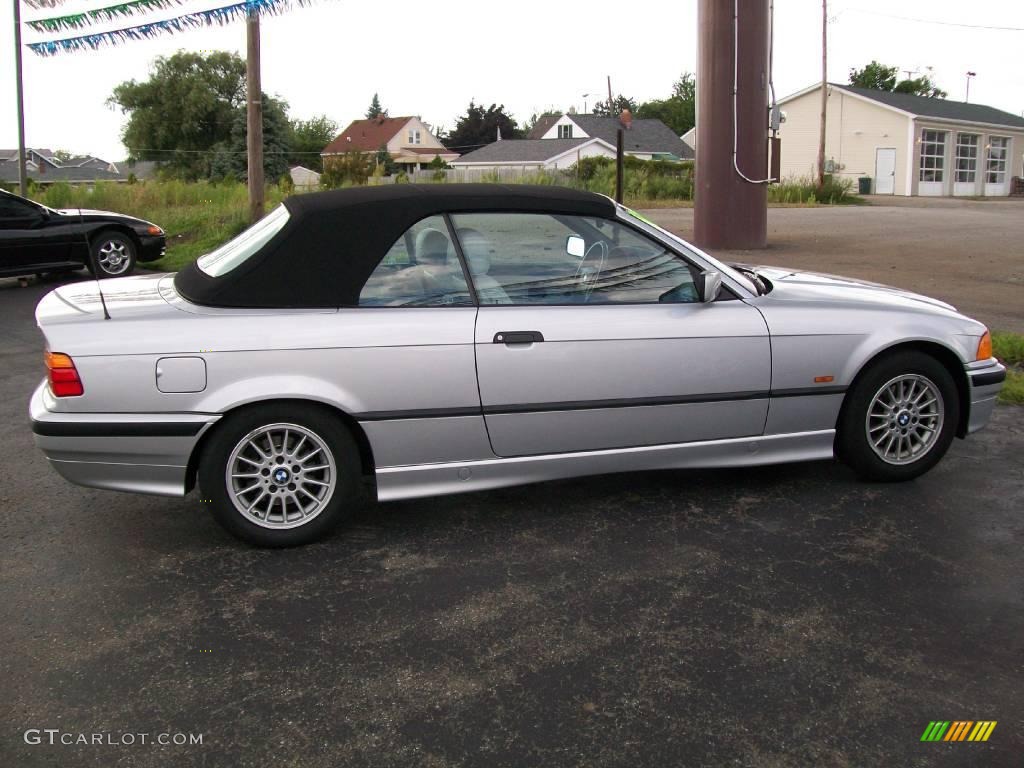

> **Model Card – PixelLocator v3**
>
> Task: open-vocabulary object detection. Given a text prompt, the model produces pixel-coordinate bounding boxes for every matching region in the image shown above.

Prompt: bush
[769,175,856,204]
[321,152,371,188]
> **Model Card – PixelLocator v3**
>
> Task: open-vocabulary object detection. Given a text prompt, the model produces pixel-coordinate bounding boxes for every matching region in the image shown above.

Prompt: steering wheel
[573,240,609,299]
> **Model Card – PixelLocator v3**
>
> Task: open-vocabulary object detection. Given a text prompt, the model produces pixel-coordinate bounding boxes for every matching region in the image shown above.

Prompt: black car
[0,188,165,279]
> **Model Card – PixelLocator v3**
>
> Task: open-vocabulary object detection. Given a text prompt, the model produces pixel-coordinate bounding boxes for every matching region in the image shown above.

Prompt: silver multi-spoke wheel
[225,422,337,529]
[96,239,132,275]
[865,374,944,466]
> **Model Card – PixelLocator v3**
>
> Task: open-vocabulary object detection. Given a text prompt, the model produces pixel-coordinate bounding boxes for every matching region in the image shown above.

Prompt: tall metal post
[13,0,28,196]
[615,128,624,203]
[694,0,768,249]
[246,9,265,223]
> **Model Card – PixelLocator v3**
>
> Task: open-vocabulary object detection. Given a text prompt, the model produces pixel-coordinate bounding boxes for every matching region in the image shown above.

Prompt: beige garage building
[777,83,1024,197]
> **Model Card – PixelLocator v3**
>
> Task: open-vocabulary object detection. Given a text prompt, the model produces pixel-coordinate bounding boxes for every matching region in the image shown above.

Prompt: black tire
[90,230,136,278]
[839,351,959,482]
[199,403,360,547]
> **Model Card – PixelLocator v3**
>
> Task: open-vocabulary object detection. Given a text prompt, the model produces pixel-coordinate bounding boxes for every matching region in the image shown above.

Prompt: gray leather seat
[457,228,511,305]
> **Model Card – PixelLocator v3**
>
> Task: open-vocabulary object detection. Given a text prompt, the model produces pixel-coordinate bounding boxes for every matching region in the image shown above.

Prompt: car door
[0,192,49,273]
[454,212,772,458]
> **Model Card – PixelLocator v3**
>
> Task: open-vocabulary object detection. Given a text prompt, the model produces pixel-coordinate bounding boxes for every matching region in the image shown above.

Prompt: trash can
[858,176,872,194]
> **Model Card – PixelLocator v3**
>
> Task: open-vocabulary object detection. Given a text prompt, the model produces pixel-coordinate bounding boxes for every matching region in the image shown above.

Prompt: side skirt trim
[375,429,836,501]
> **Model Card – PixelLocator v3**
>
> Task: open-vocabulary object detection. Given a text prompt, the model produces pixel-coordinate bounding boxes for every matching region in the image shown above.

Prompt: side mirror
[695,270,722,303]
[566,234,585,259]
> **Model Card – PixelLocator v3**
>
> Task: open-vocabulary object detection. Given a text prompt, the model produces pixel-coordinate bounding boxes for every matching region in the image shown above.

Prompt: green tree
[52,149,74,164]
[895,74,947,99]
[637,73,696,135]
[592,94,639,117]
[289,115,337,172]
[209,94,292,182]
[366,93,388,119]
[321,152,371,188]
[849,60,898,91]
[109,51,247,179]
[849,60,947,98]
[444,100,523,151]
[374,145,397,175]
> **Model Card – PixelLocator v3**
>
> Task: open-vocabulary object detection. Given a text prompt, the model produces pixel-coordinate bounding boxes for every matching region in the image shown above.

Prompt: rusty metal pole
[246,9,265,223]
[694,0,768,250]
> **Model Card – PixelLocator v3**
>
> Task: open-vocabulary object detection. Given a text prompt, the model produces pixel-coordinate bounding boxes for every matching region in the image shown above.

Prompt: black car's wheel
[90,230,136,277]
[839,351,959,482]
[199,403,360,547]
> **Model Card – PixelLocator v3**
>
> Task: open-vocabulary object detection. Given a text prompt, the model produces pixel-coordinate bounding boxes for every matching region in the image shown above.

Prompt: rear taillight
[45,350,83,397]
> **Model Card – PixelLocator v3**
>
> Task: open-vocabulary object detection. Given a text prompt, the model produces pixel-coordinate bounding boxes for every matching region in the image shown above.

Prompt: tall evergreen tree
[366,93,388,119]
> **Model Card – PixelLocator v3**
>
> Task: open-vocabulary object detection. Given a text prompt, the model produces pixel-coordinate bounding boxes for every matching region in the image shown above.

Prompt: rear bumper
[964,359,1006,435]
[137,234,166,263]
[29,381,219,497]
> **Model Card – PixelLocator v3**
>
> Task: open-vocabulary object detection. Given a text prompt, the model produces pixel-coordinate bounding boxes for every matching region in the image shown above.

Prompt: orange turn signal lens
[45,351,75,370]
[977,330,992,361]
[45,350,83,397]
[146,225,163,236]
[814,375,834,383]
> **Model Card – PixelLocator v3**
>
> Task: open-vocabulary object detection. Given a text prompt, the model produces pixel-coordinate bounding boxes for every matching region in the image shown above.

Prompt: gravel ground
[644,197,1024,334]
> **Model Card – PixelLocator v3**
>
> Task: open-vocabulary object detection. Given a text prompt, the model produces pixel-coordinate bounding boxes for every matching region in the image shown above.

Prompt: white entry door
[875,148,896,194]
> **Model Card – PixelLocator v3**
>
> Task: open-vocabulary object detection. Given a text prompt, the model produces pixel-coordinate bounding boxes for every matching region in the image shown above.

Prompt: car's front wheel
[839,351,959,482]
[89,230,136,278]
[199,404,360,546]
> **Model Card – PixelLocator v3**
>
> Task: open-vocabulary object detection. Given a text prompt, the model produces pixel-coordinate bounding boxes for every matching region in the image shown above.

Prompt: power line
[841,7,1024,31]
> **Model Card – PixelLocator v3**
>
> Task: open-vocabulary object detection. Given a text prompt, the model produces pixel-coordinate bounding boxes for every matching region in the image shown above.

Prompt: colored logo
[921,721,997,742]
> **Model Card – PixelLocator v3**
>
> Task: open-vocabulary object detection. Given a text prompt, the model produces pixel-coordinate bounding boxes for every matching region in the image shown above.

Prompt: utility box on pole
[694,0,769,250]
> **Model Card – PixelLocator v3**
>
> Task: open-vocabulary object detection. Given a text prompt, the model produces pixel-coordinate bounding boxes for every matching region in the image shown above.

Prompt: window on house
[408,130,421,145]
[954,133,978,183]
[919,129,946,183]
[986,136,1009,184]
[557,124,573,139]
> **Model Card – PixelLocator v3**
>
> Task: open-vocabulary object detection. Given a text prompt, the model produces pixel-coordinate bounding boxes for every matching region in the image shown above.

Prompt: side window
[451,213,697,305]
[358,215,473,307]
[0,194,40,224]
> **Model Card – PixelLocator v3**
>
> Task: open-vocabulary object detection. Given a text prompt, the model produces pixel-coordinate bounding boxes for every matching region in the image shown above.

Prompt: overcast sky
[1,0,1022,161]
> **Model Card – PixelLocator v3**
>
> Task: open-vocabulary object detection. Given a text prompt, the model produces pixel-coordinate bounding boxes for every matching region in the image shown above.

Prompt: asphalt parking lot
[2,206,1023,766]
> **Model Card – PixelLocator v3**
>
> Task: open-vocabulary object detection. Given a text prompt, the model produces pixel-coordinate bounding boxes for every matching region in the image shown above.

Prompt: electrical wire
[839,7,1024,32]
[732,0,776,184]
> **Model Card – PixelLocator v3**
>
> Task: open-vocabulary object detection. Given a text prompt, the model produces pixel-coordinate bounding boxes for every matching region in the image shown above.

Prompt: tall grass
[30,180,288,272]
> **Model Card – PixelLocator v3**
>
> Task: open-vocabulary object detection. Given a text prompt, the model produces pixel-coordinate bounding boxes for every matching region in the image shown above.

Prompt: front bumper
[137,234,166,263]
[29,381,219,497]
[964,359,1006,435]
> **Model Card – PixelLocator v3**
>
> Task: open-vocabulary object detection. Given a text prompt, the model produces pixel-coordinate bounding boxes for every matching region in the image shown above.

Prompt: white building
[777,83,1024,196]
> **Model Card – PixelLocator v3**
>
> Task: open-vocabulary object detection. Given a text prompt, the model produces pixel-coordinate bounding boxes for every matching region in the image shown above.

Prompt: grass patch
[30,180,287,273]
[993,331,1024,405]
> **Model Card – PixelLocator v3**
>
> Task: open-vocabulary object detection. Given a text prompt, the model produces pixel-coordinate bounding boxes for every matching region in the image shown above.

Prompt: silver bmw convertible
[30,185,1005,546]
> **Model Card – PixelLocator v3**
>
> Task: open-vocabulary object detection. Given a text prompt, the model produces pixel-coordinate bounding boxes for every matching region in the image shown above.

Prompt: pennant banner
[26,0,309,55]
[28,0,186,33]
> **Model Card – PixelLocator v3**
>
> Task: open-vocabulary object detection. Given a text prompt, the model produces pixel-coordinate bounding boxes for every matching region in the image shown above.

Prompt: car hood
[738,264,960,314]
[55,208,154,227]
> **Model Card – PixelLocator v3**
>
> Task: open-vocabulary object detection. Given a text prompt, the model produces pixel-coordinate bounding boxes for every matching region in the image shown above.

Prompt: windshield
[197,204,290,277]
[618,205,759,296]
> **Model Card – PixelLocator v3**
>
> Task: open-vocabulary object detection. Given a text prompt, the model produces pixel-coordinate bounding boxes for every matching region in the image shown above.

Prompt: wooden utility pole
[13,0,28,196]
[816,0,827,188]
[615,128,624,203]
[246,9,265,223]
[606,75,613,113]
[694,0,768,249]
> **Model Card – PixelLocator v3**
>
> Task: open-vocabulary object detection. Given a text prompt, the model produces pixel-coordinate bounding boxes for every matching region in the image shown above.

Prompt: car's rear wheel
[199,404,360,546]
[839,351,959,482]
[90,230,136,278]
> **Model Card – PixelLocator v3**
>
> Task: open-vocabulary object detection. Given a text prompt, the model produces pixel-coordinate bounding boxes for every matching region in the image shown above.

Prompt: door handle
[493,331,544,344]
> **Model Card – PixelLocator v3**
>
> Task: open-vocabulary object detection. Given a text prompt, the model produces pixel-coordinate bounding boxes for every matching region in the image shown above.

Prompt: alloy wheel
[865,374,944,466]
[225,422,337,529]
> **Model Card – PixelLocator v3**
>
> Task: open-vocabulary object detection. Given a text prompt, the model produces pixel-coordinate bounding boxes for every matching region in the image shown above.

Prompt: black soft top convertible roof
[174,184,616,308]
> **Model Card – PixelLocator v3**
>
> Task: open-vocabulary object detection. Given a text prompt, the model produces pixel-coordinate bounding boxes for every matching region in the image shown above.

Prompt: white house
[450,137,617,172]
[289,165,321,190]
[536,114,694,161]
[777,83,1024,196]
[321,116,459,172]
